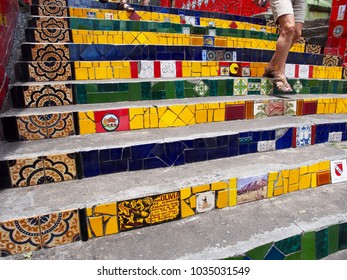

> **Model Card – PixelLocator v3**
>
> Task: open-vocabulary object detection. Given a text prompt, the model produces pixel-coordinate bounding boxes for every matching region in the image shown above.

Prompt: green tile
[284,251,302,260]
[175,80,184,98]
[87,93,110,104]
[315,228,328,259]
[209,80,218,96]
[109,91,129,102]
[310,86,321,94]
[246,242,272,260]
[328,224,339,255]
[166,82,175,99]
[300,87,311,94]
[226,79,234,96]
[85,84,98,92]
[275,234,301,255]
[224,256,245,260]
[217,80,226,96]
[301,231,316,260]
[141,82,152,100]
[119,83,129,92]
[129,83,141,101]
[185,88,196,98]
[338,222,347,250]
[75,84,87,104]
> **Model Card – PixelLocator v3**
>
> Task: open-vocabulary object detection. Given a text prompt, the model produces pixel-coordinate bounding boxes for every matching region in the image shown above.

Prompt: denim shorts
[270,0,306,23]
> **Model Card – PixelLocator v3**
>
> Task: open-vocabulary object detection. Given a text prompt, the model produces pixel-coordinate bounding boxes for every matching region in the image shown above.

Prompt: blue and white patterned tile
[296,125,312,147]
[328,132,342,142]
[257,140,276,152]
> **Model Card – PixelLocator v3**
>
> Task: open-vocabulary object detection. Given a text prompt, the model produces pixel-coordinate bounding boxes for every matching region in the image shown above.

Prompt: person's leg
[292,22,303,45]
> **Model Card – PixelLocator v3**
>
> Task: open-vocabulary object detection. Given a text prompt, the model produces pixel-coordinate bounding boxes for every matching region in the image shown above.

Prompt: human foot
[273,76,292,93]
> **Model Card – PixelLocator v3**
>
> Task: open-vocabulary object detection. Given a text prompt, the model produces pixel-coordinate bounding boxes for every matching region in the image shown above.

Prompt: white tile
[196,191,215,213]
[257,140,276,152]
[160,61,176,78]
[138,61,154,79]
[331,159,347,183]
[328,131,343,142]
[285,64,295,78]
[299,65,309,79]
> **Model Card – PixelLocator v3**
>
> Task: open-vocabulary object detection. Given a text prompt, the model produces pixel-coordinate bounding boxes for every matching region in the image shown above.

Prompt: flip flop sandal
[120,3,135,11]
[263,69,277,78]
[274,78,293,93]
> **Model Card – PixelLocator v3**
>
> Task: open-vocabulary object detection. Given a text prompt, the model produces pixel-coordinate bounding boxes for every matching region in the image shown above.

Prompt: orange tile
[316,170,331,186]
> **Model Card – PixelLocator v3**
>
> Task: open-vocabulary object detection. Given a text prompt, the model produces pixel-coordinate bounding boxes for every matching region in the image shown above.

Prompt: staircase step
[2,144,347,259]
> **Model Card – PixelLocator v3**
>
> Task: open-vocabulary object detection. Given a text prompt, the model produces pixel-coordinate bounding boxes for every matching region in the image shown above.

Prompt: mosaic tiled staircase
[1,0,347,259]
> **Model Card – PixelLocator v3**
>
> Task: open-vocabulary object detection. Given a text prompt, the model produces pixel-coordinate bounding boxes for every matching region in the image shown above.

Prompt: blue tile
[81,151,100,177]
[128,159,143,171]
[122,147,131,160]
[207,146,229,160]
[249,143,258,153]
[131,144,155,160]
[144,157,168,169]
[173,154,185,166]
[264,246,285,260]
[184,148,207,163]
[217,135,228,147]
[275,128,293,150]
[194,138,207,148]
[205,137,217,148]
[165,142,187,163]
[252,131,261,142]
[99,149,110,162]
[239,144,249,155]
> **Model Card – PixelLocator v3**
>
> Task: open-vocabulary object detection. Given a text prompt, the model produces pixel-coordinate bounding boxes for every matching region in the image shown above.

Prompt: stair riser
[1,121,347,188]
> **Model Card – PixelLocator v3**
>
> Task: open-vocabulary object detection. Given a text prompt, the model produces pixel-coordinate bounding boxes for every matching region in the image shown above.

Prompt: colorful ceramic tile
[246,242,272,260]
[330,159,347,183]
[182,27,190,34]
[41,209,81,248]
[237,174,268,204]
[94,109,130,133]
[293,80,303,93]
[30,44,70,62]
[305,44,321,54]
[225,104,245,120]
[338,222,347,250]
[296,125,311,147]
[284,100,296,115]
[257,140,276,152]
[196,191,215,213]
[224,51,237,61]
[46,113,75,139]
[301,231,316,260]
[323,55,340,67]
[86,202,118,238]
[298,65,309,79]
[234,78,248,95]
[316,228,329,259]
[118,192,180,231]
[316,170,331,186]
[220,66,230,76]
[43,154,76,183]
[264,245,285,260]
[34,18,70,43]
[285,64,296,78]
[17,115,48,140]
[207,51,215,61]
[275,235,301,255]
[328,132,342,142]
[8,157,45,187]
[193,80,209,97]
[0,217,42,257]
[303,101,317,115]
[260,79,273,95]
[160,61,176,78]
[215,50,225,61]
[138,61,154,79]
[37,2,68,17]
[203,35,214,46]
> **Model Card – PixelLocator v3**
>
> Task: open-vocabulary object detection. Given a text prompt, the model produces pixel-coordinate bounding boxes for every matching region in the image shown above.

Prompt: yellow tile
[282,169,290,178]
[202,66,210,77]
[88,216,103,238]
[105,216,119,235]
[319,160,330,171]
[275,173,283,187]
[316,103,325,114]
[78,112,96,134]
[268,171,278,182]
[95,67,108,80]
[75,67,89,80]
[300,166,308,175]
[299,173,311,190]
[192,184,210,194]
[94,203,117,215]
[311,173,317,188]
[283,178,289,194]
[79,61,93,68]
[88,68,95,80]
[288,183,299,192]
[106,67,113,79]
[192,62,202,73]
[99,61,110,68]
[216,190,228,209]
[189,195,196,209]
[149,114,159,128]
[213,109,225,122]
[180,187,192,199]
[160,109,177,126]
[211,181,228,191]
[172,118,187,127]
[229,188,237,207]
[274,187,283,196]
[289,169,299,185]
[267,181,274,198]
[119,68,131,79]
[309,163,319,173]
[129,115,144,130]
[195,109,207,123]
[329,103,336,114]
[181,200,195,218]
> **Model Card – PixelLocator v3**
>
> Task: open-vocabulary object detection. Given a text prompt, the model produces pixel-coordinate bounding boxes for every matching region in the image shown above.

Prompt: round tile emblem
[333,25,344,38]
[101,114,119,132]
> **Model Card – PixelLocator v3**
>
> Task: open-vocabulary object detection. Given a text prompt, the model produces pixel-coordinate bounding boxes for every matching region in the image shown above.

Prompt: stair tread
[1,113,347,160]
[5,177,347,260]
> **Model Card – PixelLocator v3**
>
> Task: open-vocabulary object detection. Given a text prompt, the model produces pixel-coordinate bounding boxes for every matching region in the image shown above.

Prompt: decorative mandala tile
[17,115,48,140]
[34,28,70,43]
[41,210,81,248]
[220,66,230,76]
[260,79,273,95]
[36,17,69,30]
[38,4,67,17]
[328,132,343,142]
[296,125,312,147]
[333,25,344,38]
[298,65,309,79]
[293,80,303,93]
[0,217,42,257]
[31,44,70,62]
[160,61,176,78]
[285,64,296,78]
[23,84,74,107]
[257,140,276,152]
[305,44,321,54]
[193,80,209,96]
[196,191,215,213]
[43,154,76,183]
[323,55,340,67]
[237,174,268,204]
[28,62,51,82]
[138,61,154,79]
[224,51,237,61]
[242,67,250,77]
[234,78,248,95]
[8,157,45,187]
[86,202,118,239]
[182,27,190,34]
[46,113,75,139]
[118,192,180,231]
[39,0,66,5]
[215,50,225,61]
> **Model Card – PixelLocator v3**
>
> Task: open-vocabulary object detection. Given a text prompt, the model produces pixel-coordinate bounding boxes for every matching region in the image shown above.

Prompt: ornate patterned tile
[234,78,248,95]
[284,100,297,115]
[215,50,225,61]
[46,113,75,139]
[323,55,340,66]
[254,100,284,117]
[220,66,230,76]
[293,80,303,93]
[296,125,312,147]
[30,44,70,62]
[41,210,81,248]
[224,51,237,61]
[43,154,76,183]
[0,217,42,257]
[196,191,215,213]
[193,80,209,96]
[34,18,70,43]
[257,140,276,152]
[8,157,45,187]
[118,192,180,231]
[160,61,176,78]
[37,3,68,17]
[328,132,343,142]
[138,61,154,79]
[305,44,321,54]
[260,79,273,95]
[237,174,268,204]
[182,26,190,34]
[17,115,48,140]
[206,51,215,61]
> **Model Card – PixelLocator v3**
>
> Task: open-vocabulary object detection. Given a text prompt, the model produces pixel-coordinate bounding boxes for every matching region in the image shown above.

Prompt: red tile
[225,104,245,120]
[130,61,138,78]
[311,124,316,145]
[292,127,297,148]
[94,109,130,133]
[154,61,161,78]
[303,101,317,115]
[176,61,182,77]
